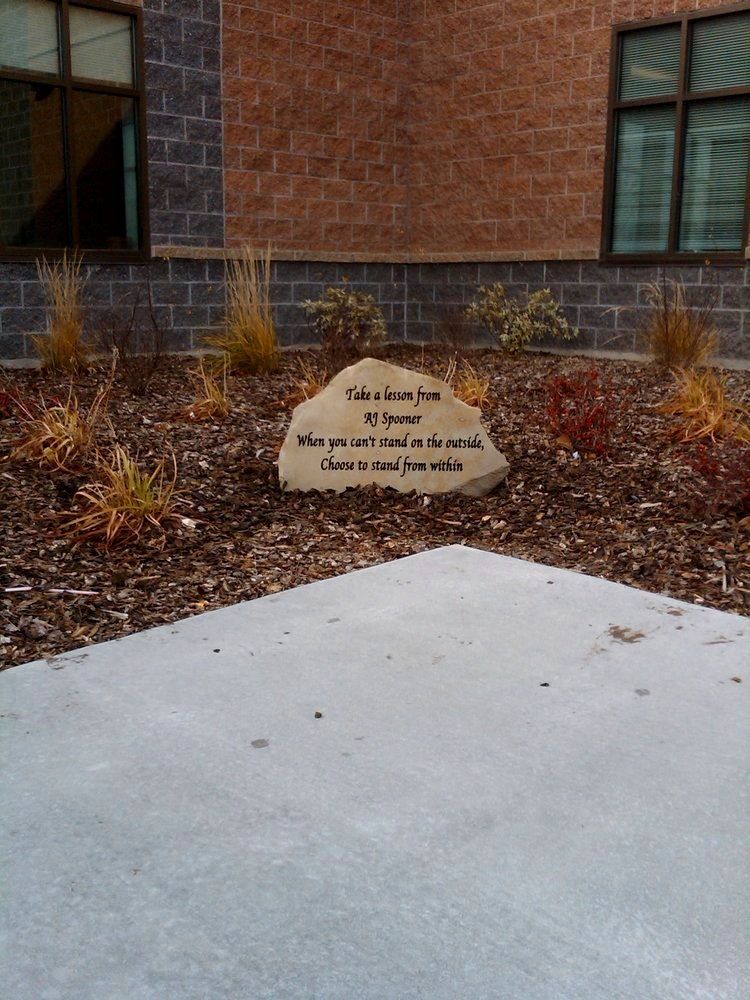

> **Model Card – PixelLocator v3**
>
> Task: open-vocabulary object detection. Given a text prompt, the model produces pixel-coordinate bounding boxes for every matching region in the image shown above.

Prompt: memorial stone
[278,358,509,496]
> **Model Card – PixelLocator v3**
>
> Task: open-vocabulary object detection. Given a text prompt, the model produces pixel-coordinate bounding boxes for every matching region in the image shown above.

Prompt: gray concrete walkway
[2,545,748,1000]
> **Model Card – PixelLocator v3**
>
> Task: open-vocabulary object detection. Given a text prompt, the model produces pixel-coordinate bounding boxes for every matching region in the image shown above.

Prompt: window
[604,3,750,260]
[0,0,147,257]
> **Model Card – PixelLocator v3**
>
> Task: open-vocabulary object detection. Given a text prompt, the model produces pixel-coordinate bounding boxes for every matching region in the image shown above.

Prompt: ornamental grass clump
[301,282,387,371]
[33,251,89,372]
[446,358,491,410]
[10,381,110,472]
[205,245,279,373]
[61,446,181,549]
[184,357,230,421]
[466,284,577,353]
[659,369,750,442]
[645,277,718,368]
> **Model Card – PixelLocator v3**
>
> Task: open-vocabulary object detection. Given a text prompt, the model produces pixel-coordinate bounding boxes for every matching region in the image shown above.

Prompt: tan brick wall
[222,0,734,260]
[222,0,410,253]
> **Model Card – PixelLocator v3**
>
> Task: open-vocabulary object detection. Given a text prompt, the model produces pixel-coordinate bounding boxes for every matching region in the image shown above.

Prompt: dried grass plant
[33,251,89,371]
[644,277,718,368]
[61,446,181,549]
[453,361,492,410]
[659,369,750,442]
[205,245,279,373]
[442,356,491,410]
[184,357,230,421]
[10,366,112,471]
[274,358,329,409]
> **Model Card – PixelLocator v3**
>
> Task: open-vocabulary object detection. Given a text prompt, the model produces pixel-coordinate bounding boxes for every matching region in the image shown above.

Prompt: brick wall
[222,0,410,254]
[408,0,729,259]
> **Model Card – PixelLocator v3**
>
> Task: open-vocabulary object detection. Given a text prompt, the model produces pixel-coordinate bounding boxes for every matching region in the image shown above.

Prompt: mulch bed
[1,345,748,670]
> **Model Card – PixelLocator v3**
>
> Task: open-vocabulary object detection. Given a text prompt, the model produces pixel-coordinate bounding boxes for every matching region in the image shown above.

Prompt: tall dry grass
[205,245,279,373]
[659,369,750,442]
[33,251,89,371]
[644,277,718,368]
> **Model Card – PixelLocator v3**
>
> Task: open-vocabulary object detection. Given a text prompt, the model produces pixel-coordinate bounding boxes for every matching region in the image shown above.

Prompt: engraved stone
[278,357,509,496]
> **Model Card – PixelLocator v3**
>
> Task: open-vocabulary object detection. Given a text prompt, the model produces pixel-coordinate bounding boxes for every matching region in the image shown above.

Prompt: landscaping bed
[1,345,748,670]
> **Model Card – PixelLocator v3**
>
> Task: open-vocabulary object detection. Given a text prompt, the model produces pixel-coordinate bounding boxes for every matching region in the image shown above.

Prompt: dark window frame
[0,0,150,262]
[601,0,750,265]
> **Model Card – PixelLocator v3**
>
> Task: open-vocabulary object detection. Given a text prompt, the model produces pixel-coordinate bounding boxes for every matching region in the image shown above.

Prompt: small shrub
[659,369,750,442]
[184,357,230,421]
[644,276,718,368]
[33,251,89,372]
[97,277,167,395]
[10,383,109,472]
[301,282,387,370]
[545,368,619,456]
[205,245,279,373]
[61,446,181,549]
[685,440,750,519]
[466,285,577,354]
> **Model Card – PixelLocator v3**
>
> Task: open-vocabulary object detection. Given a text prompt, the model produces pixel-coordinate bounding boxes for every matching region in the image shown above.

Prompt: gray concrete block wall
[3,257,749,361]
[0,0,224,359]
[143,0,224,248]
[399,261,750,362]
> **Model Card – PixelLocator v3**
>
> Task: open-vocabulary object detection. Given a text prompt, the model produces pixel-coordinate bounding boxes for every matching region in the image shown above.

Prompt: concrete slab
[1,545,748,1000]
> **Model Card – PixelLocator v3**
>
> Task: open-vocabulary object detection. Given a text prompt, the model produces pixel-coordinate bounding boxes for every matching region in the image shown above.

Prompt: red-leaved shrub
[545,368,619,456]
[685,440,750,519]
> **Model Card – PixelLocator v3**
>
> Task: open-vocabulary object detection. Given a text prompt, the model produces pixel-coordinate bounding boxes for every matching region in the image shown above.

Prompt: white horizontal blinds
[619,24,681,101]
[679,97,750,251]
[689,11,750,93]
[611,106,676,252]
[0,0,59,75]
[69,5,133,86]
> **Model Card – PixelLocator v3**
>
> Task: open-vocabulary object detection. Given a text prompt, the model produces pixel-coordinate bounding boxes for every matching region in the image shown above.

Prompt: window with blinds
[606,4,750,259]
[0,0,146,256]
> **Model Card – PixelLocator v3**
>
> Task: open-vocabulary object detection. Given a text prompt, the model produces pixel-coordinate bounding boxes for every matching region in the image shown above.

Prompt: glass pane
[690,12,750,93]
[679,97,750,252]
[0,80,67,247]
[73,92,139,250]
[619,24,681,101]
[0,0,60,75]
[611,106,676,252]
[69,6,134,86]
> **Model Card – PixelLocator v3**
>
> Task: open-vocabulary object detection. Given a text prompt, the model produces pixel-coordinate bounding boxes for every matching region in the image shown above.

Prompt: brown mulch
[1,346,748,669]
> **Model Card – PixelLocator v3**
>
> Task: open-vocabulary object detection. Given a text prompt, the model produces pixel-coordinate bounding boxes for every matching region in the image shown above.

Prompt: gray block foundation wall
[1,259,749,362]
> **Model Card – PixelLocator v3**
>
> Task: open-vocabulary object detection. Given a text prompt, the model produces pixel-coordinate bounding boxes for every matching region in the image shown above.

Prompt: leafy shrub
[61,446,181,549]
[205,245,279,373]
[33,251,89,372]
[466,284,577,353]
[545,368,619,456]
[644,276,718,368]
[659,369,750,442]
[301,282,387,370]
[685,440,750,519]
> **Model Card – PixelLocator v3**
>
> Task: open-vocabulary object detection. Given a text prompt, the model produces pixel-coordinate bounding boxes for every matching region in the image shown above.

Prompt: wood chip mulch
[1,345,748,670]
